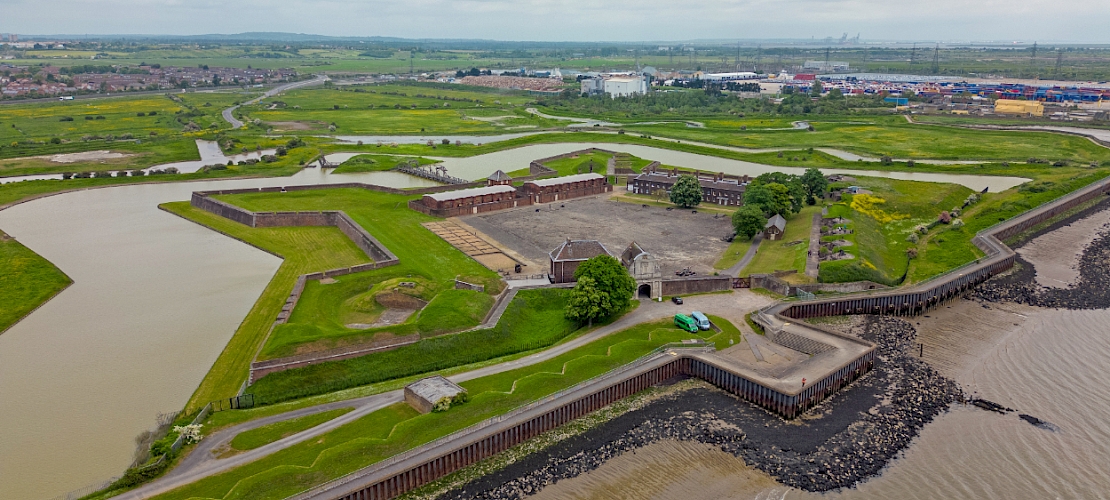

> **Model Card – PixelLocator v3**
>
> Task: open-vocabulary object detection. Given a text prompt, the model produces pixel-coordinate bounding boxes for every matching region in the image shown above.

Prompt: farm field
[241,85,562,135]
[625,117,1110,163]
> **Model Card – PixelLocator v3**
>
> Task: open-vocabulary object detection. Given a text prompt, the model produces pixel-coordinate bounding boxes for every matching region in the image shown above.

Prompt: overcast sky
[3,0,1110,43]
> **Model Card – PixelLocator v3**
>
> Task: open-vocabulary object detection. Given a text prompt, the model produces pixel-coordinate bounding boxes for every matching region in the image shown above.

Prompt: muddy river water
[0,144,1037,499]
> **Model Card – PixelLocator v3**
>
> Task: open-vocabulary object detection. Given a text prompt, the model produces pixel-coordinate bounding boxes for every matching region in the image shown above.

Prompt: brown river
[530,212,1110,500]
[0,145,1060,499]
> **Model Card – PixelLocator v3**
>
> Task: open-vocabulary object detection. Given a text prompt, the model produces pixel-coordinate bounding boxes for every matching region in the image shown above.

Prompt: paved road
[725,233,763,277]
[115,291,772,499]
[806,211,822,278]
[221,75,328,128]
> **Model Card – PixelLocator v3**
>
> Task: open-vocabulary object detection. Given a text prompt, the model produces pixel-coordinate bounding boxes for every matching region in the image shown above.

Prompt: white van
[690,311,711,331]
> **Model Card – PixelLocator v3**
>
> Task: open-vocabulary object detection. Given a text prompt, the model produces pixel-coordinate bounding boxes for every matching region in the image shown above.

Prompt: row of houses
[628,167,750,207]
[1,64,297,96]
[409,172,612,218]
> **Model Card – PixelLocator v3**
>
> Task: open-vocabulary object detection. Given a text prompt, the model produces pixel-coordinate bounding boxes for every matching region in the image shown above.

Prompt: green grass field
[627,116,1110,164]
[818,178,974,285]
[741,205,821,279]
[250,288,576,405]
[332,154,438,174]
[0,231,72,334]
[229,408,353,452]
[151,319,709,500]
[241,85,559,135]
[165,186,500,409]
[160,202,377,411]
[714,237,755,270]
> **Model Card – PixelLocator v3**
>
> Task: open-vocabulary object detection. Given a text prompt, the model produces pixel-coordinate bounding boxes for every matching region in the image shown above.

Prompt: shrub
[137,112,146,116]
[84,116,94,120]
[59,116,73,122]
[148,111,157,116]
[261,155,278,163]
[906,160,915,167]
[49,137,61,144]
[951,218,964,229]
[120,133,133,140]
[442,138,450,145]
[61,172,73,179]
[164,167,179,174]
[130,169,145,177]
[906,232,919,243]
[906,248,918,259]
[95,115,105,120]
[880,156,893,165]
[938,211,951,224]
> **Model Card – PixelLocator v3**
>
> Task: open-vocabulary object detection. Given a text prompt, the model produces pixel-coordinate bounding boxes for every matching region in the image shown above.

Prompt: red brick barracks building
[409,172,612,217]
[630,170,748,207]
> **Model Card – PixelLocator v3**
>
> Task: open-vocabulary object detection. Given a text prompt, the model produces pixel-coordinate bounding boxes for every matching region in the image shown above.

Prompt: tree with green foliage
[668,174,703,208]
[566,255,636,326]
[753,172,805,212]
[744,182,794,217]
[732,205,768,240]
[565,276,606,327]
[800,168,828,199]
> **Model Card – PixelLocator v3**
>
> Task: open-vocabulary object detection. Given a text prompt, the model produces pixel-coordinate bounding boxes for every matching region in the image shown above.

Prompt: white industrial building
[702,72,760,82]
[581,74,649,98]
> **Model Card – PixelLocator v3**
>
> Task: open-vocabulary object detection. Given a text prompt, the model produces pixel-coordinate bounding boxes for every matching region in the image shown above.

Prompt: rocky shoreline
[435,317,961,499]
[973,202,1110,310]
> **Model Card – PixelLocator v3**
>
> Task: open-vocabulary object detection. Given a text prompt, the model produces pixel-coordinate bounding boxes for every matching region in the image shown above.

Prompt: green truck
[673,314,699,333]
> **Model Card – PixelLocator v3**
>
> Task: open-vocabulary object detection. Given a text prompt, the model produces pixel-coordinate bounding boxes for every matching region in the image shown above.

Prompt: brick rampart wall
[659,276,732,296]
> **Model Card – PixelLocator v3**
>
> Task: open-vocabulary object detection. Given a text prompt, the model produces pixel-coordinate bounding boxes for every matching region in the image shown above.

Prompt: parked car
[674,314,698,333]
[671,296,683,305]
[690,311,711,331]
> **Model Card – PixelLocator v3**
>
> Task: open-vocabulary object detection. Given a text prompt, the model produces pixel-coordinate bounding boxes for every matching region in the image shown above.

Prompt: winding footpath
[221,75,329,128]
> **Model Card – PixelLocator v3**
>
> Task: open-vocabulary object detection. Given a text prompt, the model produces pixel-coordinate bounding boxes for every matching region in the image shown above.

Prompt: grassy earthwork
[0,230,72,334]
[740,205,822,281]
[150,319,711,500]
[164,186,502,410]
[228,408,353,453]
[160,201,378,411]
[818,178,974,286]
[332,154,439,173]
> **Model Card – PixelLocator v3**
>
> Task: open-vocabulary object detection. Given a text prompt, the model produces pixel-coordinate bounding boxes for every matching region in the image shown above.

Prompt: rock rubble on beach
[437,317,961,499]
[973,222,1110,310]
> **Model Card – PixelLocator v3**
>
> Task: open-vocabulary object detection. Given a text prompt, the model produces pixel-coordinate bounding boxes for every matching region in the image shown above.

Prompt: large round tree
[668,174,703,208]
[732,205,768,240]
[565,255,636,326]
